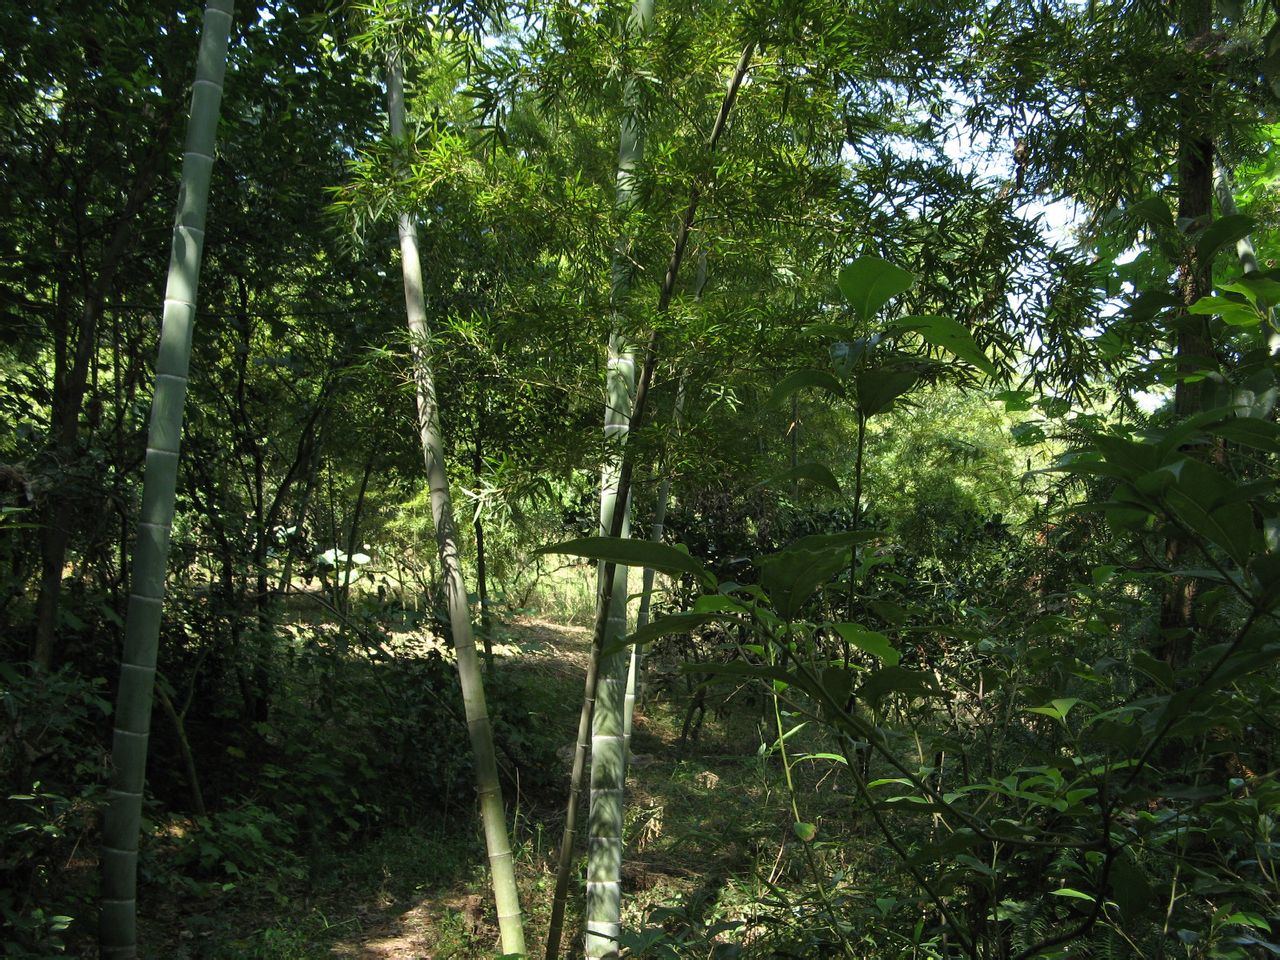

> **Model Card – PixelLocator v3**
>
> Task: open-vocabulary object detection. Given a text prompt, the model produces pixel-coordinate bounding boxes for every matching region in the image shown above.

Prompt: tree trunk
[33,103,179,670]
[100,3,232,955]
[1159,0,1216,668]
[386,53,526,959]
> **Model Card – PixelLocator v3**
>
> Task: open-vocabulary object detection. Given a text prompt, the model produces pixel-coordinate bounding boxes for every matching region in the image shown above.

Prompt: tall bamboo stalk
[622,346,694,761]
[100,3,233,956]
[386,53,526,958]
[585,44,755,960]
[586,1,655,955]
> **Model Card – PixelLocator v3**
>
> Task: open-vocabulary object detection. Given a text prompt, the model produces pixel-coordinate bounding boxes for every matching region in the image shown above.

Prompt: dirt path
[327,614,593,960]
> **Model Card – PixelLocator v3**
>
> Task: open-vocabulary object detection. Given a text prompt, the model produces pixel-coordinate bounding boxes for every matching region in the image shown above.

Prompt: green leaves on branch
[1196,214,1255,266]
[830,623,900,666]
[850,366,920,417]
[767,368,845,407]
[1058,410,1280,606]
[758,463,843,495]
[890,315,997,378]
[838,256,914,323]
[1189,295,1263,328]
[537,536,716,590]
[756,532,877,620]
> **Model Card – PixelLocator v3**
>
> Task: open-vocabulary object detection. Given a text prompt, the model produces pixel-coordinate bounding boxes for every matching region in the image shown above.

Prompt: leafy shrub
[0,665,110,955]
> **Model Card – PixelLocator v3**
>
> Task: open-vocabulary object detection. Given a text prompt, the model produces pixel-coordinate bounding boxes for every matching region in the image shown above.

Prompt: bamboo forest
[6,0,1280,957]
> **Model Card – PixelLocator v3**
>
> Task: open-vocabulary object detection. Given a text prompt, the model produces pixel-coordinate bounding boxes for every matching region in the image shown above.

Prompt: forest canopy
[2,0,1280,957]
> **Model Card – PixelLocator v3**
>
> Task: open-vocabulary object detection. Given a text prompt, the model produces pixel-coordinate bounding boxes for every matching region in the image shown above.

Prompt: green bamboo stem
[545,571,613,960]
[585,1,655,955]
[585,43,754,960]
[386,53,526,958]
[99,2,233,956]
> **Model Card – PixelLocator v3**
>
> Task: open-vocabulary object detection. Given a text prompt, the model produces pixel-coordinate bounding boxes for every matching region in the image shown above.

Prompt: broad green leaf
[819,666,854,704]
[691,594,751,615]
[1132,650,1174,691]
[831,623,901,666]
[766,368,845,408]
[1230,273,1280,305]
[868,599,907,625]
[893,315,997,377]
[1164,493,1256,567]
[852,367,918,417]
[1125,196,1175,231]
[1027,697,1081,723]
[1249,553,1280,609]
[1093,434,1161,475]
[1196,213,1255,264]
[1038,396,1072,419]
[1217,280,1260,306]
[1188,295,1262,327]
[1110,855,1155,920]
[994,389,1033,412]
[686,661,800,689]
[756,532,877,620]
[858,665,947,705]
[759,462,842,495]
[537,536,714,589]
[793,822,818,842]
[1050,888,1096,902]
[1212,416,1280,453]
[1122,289,1181,321]
[619,612,736,652]
[838,257,915,322]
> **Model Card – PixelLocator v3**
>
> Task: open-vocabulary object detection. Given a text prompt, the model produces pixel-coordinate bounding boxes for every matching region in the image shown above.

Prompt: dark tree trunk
[1159,0,1216,668]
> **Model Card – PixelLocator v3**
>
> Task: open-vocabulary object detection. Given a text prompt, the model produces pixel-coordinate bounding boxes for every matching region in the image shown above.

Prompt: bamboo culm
[583,43,756,960]
[386,52,526,958]
[584,1,656,955]
[100,2,234,956]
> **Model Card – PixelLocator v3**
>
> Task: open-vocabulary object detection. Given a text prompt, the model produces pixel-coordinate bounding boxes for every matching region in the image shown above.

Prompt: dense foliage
[2,0,1279,957]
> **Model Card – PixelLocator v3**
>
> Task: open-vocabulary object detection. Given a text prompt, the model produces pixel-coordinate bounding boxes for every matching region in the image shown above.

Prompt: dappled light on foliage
[3,0,1280,957]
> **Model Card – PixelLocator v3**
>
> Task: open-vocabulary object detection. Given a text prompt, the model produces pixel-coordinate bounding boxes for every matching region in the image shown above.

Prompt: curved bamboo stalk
[386,53,526,958]
[99,2,233,956]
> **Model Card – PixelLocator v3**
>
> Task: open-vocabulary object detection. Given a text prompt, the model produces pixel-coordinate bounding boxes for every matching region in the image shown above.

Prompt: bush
[0,664,110,956]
